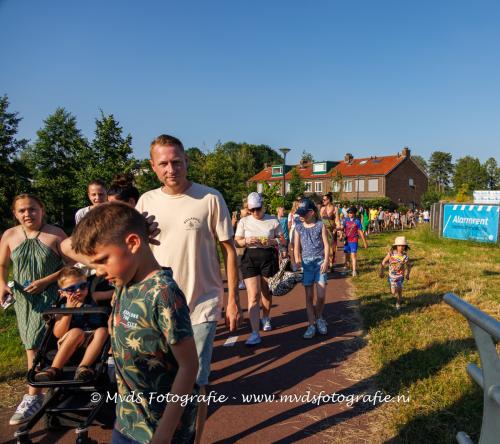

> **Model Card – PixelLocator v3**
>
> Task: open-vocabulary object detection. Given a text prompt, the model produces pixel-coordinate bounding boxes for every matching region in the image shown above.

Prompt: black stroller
[14,304,116,444]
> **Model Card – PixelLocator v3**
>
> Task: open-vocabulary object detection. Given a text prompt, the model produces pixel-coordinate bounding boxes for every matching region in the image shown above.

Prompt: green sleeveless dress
[11,227,63,349]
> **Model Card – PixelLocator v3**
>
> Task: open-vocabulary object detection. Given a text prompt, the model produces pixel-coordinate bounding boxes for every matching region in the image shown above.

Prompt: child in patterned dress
[380,236,412,310]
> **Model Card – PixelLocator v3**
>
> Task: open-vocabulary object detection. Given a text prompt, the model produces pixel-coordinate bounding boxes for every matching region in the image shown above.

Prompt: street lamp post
[279,148,291,205]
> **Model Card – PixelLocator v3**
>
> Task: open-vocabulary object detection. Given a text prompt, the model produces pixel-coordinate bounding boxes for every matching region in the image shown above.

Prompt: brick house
[247,147,428,207]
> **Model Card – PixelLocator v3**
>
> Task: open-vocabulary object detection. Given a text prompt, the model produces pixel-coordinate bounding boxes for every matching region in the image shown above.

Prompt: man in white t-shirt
[136,134,240,443]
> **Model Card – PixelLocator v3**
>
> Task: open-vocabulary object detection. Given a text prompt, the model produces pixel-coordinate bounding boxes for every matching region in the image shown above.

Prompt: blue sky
[1,0,499,164]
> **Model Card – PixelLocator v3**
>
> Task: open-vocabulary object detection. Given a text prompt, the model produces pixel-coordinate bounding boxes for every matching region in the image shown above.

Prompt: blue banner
[442,204,499,243]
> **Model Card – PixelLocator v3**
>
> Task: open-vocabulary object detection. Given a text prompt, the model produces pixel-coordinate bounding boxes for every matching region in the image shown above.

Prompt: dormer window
[313,162,326,173]
[272,166,283,176]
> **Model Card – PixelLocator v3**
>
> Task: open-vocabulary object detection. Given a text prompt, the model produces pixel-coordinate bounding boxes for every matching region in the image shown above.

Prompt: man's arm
[219,239,242,331]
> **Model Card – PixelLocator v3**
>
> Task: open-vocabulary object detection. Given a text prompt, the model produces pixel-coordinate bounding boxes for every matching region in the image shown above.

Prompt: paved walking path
[0,250,376,443]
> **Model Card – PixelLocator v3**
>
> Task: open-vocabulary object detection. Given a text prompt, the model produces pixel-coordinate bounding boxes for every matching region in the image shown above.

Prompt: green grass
[354,225,500,443]
[0,307,25,381]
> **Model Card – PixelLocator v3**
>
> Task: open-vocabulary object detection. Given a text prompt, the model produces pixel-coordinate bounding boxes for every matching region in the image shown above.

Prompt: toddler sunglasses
[60,282,88,294]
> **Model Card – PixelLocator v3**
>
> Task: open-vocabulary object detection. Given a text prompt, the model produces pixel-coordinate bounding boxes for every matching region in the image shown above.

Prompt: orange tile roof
[248,155,405,182]
[334,155,404,177]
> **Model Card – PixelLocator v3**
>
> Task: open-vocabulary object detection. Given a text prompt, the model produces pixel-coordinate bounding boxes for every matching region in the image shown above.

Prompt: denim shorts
[192,321,217,386]
[302,256,328,286]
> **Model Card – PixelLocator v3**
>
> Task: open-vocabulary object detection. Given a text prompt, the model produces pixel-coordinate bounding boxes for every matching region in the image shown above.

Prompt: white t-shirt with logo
[136,183,233,325]
[235,214,283,248]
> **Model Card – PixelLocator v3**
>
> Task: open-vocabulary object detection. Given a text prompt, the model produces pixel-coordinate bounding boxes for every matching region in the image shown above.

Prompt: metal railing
[443,293,500,444]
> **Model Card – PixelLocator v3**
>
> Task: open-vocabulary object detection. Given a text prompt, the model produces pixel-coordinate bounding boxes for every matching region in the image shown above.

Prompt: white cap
[247,192,263,210]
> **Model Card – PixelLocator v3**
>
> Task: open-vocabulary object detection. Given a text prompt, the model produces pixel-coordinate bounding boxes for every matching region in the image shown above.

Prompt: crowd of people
[0,134,417,444]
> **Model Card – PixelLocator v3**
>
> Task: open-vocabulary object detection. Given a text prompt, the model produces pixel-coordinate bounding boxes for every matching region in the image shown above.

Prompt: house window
[305,182,312,192]
[368,179,379,192]
[409,178,414,187]
[272,166,283,175]
[332,182,341,192]
[314,181,323,193]
[343,180,352,192]
[313,162,326,173]
[257,182,263,193]
[285,182,291,193]
[355,179,365,192]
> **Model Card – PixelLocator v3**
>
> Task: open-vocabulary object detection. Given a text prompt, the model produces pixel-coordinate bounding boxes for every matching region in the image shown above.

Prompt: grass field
[354,225,500,443]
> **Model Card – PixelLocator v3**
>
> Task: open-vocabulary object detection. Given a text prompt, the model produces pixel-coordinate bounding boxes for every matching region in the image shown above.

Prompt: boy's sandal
[74,366,95,382]
[35,366,62,382]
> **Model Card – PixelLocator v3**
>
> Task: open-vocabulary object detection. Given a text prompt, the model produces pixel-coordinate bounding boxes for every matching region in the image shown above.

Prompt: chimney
[344,153,353,164]
[264,162,268,169]
[299,158,307,168]
[402,146,411,157]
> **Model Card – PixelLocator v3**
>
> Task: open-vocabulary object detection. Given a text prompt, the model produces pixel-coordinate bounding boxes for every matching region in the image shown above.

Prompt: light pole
[279,148,291,205]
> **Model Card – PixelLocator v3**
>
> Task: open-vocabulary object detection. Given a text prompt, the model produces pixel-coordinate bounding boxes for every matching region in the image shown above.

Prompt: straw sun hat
[393,236,410,248]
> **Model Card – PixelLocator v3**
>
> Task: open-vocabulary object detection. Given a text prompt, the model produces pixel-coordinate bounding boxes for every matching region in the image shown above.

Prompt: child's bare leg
[52,328,85,368]
[79,327,108,367]
[396,287,403,305]
[351,253,357,273]
[305,286,315,325]
[26,349,42,395]
[315,283,326,319]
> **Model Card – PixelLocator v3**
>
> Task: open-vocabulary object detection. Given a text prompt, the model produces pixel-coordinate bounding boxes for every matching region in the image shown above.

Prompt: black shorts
[241,248,279,279]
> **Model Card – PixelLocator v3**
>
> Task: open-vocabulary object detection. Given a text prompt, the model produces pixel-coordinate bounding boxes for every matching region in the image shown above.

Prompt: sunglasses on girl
[249,207,262,212]
[60,281,88,294]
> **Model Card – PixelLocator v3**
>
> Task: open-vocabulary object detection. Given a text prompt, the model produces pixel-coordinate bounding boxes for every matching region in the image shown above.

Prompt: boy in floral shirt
[72,202,198,444]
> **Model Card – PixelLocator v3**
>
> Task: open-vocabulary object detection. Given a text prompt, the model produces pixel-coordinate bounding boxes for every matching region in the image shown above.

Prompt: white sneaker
[395,303,401,310]
[352,270,358,277]
[261,317,272,331]
[9,394,44,425]
[245,331,262,346]
[316,318,328,335]
[238,280,246,290]
[303,324,316,339]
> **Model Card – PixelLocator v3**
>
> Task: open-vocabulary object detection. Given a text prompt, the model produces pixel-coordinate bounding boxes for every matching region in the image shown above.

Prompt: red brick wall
[385,158,428,206]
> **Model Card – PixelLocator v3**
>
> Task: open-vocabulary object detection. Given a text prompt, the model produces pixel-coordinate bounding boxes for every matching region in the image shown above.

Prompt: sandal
[35,366,62,382]
[74,366,95,382]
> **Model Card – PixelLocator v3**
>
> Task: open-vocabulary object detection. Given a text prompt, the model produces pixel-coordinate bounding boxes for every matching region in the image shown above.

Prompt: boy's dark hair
[58,266,86,287]
[72,202,149,255]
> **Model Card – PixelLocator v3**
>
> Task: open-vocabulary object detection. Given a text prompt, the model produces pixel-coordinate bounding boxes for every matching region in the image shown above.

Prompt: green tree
[287,167,306,204]
[428,151,453,192]
[300,150,314,163]
[483,157,499,190]
[420,188,442,209]
[330,171,344,202]
[74,111,135,206]
[186,147,206,184]
[453,156,488,192]
[0,95,30,229]
[411,155,428,174]
[24,108,88,227]
[133,158,160,195]
[260,181,282,214]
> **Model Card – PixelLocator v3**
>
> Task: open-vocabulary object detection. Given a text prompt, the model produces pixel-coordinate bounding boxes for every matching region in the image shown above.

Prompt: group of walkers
[0,133,413,444]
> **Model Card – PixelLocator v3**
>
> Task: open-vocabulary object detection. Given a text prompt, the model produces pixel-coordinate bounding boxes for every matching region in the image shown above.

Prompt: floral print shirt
[111,268,195,443]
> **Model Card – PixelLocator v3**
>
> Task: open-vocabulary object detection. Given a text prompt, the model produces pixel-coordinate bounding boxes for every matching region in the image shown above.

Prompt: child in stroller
[34,267,109,382]
[14,267,115,444]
